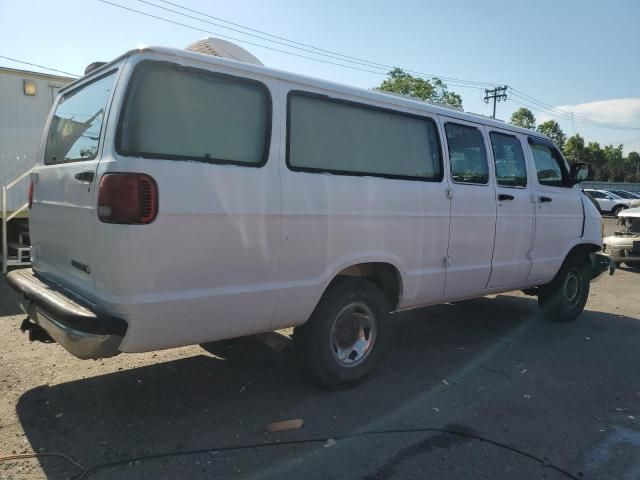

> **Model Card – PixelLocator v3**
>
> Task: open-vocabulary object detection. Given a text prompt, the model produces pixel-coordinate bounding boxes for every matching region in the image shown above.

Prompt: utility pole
[484,85,508,119]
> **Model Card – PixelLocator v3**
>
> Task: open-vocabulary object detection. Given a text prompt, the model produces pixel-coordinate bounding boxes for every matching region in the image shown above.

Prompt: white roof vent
[185,38,263,66]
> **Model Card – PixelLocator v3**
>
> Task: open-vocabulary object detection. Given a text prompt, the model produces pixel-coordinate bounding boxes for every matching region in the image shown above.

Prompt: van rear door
[30,70,118,293]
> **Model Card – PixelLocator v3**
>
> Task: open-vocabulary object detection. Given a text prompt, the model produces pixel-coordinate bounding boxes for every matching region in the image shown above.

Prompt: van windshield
[44,71,116,165]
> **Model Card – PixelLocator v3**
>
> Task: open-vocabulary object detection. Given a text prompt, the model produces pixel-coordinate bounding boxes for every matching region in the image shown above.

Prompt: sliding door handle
[539,196,552,203]
[498,194,514,201]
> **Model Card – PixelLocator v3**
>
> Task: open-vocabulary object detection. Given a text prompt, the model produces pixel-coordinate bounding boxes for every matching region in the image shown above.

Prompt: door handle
[74,171,95,183]
[498,194,514,201]
[539,196,552,203]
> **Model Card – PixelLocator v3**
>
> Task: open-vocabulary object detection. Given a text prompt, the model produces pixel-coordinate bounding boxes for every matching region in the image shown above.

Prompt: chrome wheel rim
[329,301,377,367]
[563,268,582,309]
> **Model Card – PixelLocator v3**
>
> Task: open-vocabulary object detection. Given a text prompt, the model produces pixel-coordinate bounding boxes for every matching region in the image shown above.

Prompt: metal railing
[2,167,34,273]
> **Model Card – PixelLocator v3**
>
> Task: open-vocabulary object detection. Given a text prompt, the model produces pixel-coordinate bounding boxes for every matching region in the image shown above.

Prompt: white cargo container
[0,66,73,211]
[0,67,73,269]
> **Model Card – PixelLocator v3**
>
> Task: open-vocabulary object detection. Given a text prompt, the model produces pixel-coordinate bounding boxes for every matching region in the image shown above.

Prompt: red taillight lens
[97,173,158,224]
[28,181,34,209]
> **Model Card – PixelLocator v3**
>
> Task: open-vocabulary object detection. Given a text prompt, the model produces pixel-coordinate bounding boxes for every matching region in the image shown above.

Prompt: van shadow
[15,294,640,479]
[0,274,23,317]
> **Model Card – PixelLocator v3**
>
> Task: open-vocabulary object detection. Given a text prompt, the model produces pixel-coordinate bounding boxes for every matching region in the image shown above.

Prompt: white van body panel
[26,47,603,354]
[484,127,536,288]
[439,115,497,295]
[274,81,451,329]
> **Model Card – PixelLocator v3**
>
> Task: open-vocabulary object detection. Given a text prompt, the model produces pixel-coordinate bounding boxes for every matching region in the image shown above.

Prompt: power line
[508,96,640,131]
[0,55,80,77]
[149,0,499,88]
[510,88,640,131]
[97,0,486,91]
[106,0,640,132]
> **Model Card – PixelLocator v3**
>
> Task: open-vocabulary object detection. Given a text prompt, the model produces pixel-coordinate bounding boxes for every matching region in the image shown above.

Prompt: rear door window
[117,61,271,166]
[44,71,116,165]
[489,132,527,188]
[445,123,489,184]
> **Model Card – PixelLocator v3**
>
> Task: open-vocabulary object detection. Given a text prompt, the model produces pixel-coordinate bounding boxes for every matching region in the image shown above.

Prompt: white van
[7,47,612,388]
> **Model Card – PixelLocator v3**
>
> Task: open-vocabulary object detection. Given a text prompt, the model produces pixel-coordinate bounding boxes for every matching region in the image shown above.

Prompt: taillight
[97,173,158,224]
[28,181,34,209]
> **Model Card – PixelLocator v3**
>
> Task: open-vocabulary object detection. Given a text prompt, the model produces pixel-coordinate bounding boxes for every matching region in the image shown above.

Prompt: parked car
[583,189,640,216]
[603,208,640,268]
[7,46,612,388]
[603,189,640,200]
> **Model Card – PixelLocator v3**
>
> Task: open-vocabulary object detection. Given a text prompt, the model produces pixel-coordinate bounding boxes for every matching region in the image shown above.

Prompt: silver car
[603,208,640,268]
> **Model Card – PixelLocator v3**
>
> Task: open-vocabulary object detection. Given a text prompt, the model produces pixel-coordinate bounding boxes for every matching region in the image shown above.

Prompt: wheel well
[612,204,627,212]
[334,262,402,310]
[566,243,600,264]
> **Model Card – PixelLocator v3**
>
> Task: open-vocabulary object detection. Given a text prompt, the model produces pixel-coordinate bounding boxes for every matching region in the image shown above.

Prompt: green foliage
[603,144,625,181]
[626,151,640,180]
[571,142,639,182]
[537,120,567,149]
[563,134,586,164]
[378,68,462,108]
[510,107,536,129]
[584,142,606,180]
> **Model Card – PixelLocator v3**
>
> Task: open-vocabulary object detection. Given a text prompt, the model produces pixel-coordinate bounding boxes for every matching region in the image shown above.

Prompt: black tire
[293,277,389,389]
[538,253,590,322]
[612,205,627,217]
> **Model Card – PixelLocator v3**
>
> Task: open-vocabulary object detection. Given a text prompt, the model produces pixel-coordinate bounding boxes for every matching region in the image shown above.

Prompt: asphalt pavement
[1,217,638,480]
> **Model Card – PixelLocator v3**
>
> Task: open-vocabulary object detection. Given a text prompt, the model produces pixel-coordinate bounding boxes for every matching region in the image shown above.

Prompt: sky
[1,0,639,152]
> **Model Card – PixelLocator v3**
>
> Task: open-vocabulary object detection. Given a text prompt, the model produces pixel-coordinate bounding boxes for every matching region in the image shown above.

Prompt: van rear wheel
[538,254,590,322]
[293,277,389,389]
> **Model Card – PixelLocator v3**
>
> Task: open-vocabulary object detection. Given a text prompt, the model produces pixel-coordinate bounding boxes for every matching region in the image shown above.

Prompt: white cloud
[535,98,640,153]
[555,98,640,125]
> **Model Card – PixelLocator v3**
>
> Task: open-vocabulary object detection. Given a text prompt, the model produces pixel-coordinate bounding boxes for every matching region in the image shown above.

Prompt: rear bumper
[6,269,127,359]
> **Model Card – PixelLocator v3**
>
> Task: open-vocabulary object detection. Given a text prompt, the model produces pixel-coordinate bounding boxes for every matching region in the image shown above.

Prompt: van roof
[70,46,554,144]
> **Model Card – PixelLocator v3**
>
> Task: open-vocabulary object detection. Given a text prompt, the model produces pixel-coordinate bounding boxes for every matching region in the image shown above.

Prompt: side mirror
[570,162,591,183]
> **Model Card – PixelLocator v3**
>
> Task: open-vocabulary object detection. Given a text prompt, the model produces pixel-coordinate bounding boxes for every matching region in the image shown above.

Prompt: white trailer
[1,66,73,269]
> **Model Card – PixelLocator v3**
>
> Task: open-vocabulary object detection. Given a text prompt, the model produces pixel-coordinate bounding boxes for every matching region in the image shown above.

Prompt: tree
[510,107,536,129]
[625,151,640,181]
[585,142,606,180]
[603,144,625,181]
[537,120,566,149]
[563,134,586,164]
[377,68,462,108]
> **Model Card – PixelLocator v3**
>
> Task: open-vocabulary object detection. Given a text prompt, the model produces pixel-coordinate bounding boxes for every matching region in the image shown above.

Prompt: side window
[287,93,442,180]
[118,61,271,166]
[489,132,527,188]
[589,191,605,199]
[445,123,489,185]
[529,141,567,187]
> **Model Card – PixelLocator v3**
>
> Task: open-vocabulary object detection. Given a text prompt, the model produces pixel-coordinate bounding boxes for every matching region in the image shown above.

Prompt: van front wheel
[538,255,590,322]
[293,277,389,389]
